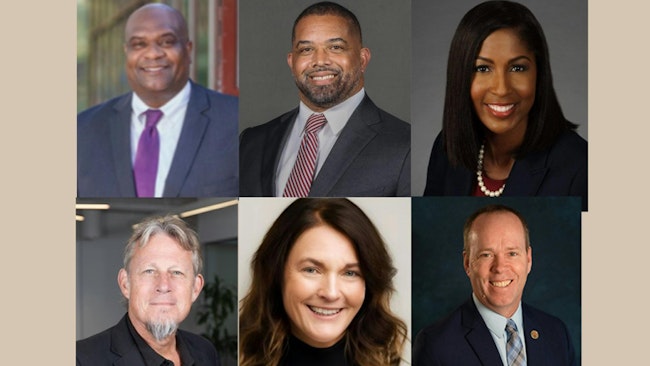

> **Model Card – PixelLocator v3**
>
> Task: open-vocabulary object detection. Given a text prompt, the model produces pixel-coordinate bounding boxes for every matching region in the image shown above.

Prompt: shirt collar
[472,293,524,340]
[297,88,365,136]
[125,313,195,366]
[131,81,192,123]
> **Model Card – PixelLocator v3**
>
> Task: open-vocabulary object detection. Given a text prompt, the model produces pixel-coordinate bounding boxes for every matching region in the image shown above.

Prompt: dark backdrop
[412,196,581,364]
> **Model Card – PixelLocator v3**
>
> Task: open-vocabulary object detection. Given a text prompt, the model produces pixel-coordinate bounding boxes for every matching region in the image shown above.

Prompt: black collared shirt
[126,314,197,366]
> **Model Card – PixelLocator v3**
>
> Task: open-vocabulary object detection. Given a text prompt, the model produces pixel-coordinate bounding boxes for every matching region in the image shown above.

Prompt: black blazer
[424,130,588,210]
[239,95,411,197]
[413,299,577,366]
[77,81,239,197]
[76,314,220,366]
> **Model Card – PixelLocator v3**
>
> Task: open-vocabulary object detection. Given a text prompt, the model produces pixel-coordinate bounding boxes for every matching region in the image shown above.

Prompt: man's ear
[118,268,131,300]
[191,274,205,303]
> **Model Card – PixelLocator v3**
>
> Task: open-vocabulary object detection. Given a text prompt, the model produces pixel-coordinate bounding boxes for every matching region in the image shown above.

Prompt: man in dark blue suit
[77,216,219,365]
[413,204,576,366]
[78,3,238,197]
[239,2,410,197]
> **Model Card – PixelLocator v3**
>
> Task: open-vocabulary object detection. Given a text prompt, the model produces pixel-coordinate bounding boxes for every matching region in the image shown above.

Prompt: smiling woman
[423,0,588,211]
[239,198,408,366]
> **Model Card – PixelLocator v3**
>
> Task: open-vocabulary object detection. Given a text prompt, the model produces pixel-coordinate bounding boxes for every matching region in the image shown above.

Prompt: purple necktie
[283,113,327,197]
[133,109,163,197]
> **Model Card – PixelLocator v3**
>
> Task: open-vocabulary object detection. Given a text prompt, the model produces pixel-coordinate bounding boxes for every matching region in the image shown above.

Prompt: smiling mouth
[308,305,342,316]
[311,74,335,81]
[490,280,513,287]
[487,104,514,113]
[142,66,166,72]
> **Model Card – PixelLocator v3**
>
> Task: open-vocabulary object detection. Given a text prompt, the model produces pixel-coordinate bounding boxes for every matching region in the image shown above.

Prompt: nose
[317,275,341,301]
[489,70,511,96]
[491,254,506,273]
[311,48,330,67]
[144,42,165,59]
[156,273,171,293]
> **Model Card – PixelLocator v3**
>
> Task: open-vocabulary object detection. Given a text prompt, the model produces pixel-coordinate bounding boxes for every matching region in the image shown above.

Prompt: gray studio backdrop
[411,196,581,364]
[411,0,588,195]
[239,0,411,132]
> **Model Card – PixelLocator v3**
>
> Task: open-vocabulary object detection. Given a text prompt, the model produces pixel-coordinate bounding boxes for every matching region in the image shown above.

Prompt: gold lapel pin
[530,330,539,339]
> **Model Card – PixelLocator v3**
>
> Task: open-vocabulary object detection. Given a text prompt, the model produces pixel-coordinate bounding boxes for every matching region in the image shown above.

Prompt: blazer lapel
[522,304,546,366]
[309,96,378,196]
[163,82,210,197]
[461,299,504,366]
[263,109,297,196]
[505,150,549,196]
[110,94,137,196]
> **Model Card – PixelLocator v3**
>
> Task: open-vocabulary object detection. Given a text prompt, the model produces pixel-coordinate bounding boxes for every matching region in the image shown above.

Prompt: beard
[294,67,362,109]
[145,318,178,342]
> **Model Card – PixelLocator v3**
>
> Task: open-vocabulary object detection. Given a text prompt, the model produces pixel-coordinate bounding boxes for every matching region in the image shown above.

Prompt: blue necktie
[506,319,525,366]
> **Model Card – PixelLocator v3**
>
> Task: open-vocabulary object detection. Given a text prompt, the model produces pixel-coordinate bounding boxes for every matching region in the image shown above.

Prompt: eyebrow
[475,55,532,64]
[298,257,360,269]
[295,38,348,47]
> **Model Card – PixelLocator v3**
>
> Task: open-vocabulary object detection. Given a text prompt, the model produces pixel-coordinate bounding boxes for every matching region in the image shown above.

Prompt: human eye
[142,268,155,275]
[343,270,361,278]
[474,64,490,73]
[301,266,319,274]
[508,251,520,257]
[129,40,146,50]
[171,270,184,276]
[510,64,528,72]
[477,252,492,259]
[297,46,314,55]
[159,36,178,47]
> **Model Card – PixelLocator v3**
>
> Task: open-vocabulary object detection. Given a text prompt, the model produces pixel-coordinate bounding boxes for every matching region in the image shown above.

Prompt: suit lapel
[263,109,297,196]
[505,150,549,196]
[110,94,137,196]
[522,304,545,366]
[163,82,210,197]
[461,299,505,366]
[309,96,378,196]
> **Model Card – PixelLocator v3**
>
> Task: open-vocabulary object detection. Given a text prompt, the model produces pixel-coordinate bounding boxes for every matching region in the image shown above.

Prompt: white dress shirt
[275,88,366,196]
[130,81,191,197]
[473,293,528,366]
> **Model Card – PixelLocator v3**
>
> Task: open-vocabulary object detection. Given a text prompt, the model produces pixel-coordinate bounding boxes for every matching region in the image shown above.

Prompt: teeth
[309,306,341,316]
[312,75,335,81]
[144,67,164,72]
[491,280,512,287]
[488,104,514,112]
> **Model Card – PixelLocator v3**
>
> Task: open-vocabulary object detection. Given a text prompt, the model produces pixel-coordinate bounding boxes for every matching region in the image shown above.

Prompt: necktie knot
[144,109,164,129]
[305,113,327,134]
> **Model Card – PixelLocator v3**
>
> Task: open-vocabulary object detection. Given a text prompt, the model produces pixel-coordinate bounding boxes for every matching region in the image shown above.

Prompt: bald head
[125,3,188,42]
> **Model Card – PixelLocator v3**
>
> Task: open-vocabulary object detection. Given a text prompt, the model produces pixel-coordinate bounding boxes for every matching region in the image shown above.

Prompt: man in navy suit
[77,216,219,365]
[239,1,410,197]
[413,204,576,366]
[77,3,238,197]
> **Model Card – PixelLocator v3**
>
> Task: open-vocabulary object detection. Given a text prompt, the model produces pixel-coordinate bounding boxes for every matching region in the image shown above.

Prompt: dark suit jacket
[413,299,576,366]
[423,130,588,210]
[76,314,220,366]
[77,81,238,197]
[239,95,410,196]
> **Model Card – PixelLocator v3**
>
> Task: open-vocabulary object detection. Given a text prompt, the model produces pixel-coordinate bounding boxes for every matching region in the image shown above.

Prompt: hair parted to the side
[442,0,578,169]
[291,1,363,45]
[239,198,407,366]
[462,204,531,254]
[123,215,203,277]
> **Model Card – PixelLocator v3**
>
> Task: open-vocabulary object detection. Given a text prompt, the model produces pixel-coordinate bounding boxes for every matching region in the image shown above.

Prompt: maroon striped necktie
[283,113,327,197]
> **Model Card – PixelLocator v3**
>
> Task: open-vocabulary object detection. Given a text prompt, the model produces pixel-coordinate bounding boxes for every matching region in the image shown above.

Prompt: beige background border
[5,0,647,363]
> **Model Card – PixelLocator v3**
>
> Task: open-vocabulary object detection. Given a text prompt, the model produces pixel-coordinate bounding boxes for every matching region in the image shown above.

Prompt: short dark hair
[463,204,530,253]
[291,1,363,44]
[239,198,406,366]
[442,0,577,169]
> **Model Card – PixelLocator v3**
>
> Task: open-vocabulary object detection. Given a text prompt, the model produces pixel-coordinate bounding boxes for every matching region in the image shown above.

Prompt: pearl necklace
[477,143,505,197]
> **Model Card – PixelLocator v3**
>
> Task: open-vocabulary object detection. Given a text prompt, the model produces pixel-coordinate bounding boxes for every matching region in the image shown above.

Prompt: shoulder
[550,130,587,157]
[415,305,464,349]
[192,82,238,105]
[76,325,117,364]
[240,109,297,142]
[523,303,570,331]
[362,96,411,134]
[177,329,219,362]
[77,93,131,126]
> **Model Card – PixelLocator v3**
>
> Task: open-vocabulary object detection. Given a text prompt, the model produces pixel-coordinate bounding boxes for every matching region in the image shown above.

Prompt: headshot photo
[75,198,238,365]
[77,1,239,197]
[411,196,581,365]
[412,0,587,210]
[238,197,412,365]
[239,1,411,197]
